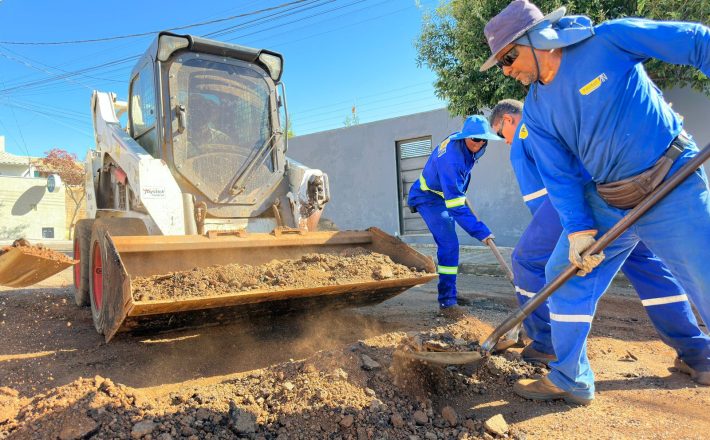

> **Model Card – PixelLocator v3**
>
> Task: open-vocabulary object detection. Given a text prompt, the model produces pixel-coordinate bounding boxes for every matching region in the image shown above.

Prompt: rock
[361,354,381,371]
[413,410,428,425]
[0,387,18,397]
[283,381,295,391]
[58,414,100,440]
[131,420,156,439]
[390,413,405,428]
[364,387,376,397]
[483,414,509,437]
[463,419,477,431]
[195,407,210,421]
[340,414,354,428]
[156,434,173,440]
[373,265,394,279]
[334,368,349,380]
[441,406,458,427]
[424,433,437,440]
[228,400,257,435]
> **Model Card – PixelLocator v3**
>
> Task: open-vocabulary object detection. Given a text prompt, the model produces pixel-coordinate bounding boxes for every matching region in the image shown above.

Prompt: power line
[0,0,314,45]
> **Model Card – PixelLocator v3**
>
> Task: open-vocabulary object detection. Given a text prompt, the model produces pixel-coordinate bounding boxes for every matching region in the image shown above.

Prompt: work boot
[438,305,469,320]
[514,376,593,406]
[674,358,710,386]
[521,344,556,366]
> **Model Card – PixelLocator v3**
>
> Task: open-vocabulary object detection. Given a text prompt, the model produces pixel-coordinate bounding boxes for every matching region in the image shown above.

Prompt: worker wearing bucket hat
[490,98,710,383]
[482,0,710,405]
[408,115,503,318]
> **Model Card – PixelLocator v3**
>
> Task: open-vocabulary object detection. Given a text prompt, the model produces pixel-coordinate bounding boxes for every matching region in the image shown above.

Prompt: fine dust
[3,317,540,440]
[131,248,425,301]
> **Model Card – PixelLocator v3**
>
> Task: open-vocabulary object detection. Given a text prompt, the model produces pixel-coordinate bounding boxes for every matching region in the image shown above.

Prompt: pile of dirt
[132,248,426,302]
[0,239,75,265]
[4,317,540,439]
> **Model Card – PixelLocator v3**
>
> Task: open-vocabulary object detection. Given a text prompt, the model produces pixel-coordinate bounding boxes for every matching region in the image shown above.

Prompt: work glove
[568,230,605,276]
[482,233,496,246]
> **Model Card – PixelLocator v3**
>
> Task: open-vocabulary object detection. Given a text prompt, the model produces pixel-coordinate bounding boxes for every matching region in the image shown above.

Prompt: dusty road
[1,269,709,439]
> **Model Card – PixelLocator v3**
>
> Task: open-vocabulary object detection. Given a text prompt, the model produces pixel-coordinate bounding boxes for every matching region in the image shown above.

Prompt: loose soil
[0,240,75,265]
[1,270,709,439]
[131,249,425,302]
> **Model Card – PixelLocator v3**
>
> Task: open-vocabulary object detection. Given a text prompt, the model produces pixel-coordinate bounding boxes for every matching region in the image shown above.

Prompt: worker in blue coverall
[482,0,710,405]
[408,115,503,319]
[490,98,710,373]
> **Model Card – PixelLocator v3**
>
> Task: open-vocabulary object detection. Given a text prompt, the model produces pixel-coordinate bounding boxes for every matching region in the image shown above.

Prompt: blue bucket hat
[450,115,503,141]
[480,0,566,71]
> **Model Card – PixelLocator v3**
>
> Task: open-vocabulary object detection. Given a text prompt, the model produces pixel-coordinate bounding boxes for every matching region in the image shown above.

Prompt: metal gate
[396,136,432,235]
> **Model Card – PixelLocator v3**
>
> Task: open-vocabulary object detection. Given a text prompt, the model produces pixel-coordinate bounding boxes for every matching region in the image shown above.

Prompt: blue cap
[450,115,503,141]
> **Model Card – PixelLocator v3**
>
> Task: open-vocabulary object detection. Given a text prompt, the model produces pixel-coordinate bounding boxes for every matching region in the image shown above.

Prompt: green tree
[416,0,710,116]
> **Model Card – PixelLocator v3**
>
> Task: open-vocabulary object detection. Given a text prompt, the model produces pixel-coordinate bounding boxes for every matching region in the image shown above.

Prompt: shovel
[484,238,525,351]
[400,143,710,366]
[0,241,77,288]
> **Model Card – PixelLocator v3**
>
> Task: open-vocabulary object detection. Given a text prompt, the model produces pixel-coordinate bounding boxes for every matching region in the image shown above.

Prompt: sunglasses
[496,46,519,68]
[471,138,488,146]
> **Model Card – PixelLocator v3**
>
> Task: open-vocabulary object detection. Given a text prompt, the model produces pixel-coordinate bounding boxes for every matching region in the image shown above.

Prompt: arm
[525,122,595,235]
[510,137,548,215]
[437,158,492,241]
[599,18,710,75]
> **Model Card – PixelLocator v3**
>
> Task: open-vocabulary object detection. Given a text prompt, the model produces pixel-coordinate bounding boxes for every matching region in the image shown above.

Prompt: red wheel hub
[73,237,81,289]
[92,244,103,310]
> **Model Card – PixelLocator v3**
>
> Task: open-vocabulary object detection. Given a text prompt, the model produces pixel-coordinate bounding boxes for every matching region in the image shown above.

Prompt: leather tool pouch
[596,134,689,210]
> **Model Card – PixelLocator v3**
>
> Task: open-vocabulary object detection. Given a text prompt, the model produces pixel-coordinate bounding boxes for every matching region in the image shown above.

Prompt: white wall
[0,176,66,240]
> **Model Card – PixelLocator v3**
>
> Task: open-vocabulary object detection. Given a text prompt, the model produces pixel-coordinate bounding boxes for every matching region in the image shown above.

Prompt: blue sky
[0,0,445,158]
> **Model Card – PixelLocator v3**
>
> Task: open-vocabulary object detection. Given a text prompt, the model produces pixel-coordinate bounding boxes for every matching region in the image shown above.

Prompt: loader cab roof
[132,31,283,82]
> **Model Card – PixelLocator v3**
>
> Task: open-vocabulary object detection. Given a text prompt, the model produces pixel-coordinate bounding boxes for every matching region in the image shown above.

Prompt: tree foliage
[38,148,86,238]
[416,0,710,116]
[38,148,84,186]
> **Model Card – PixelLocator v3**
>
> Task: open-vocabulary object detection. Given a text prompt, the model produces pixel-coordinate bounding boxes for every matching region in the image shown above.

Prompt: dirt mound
[0,239,75,265]
[4,316,536,439]
[132,248,426,301]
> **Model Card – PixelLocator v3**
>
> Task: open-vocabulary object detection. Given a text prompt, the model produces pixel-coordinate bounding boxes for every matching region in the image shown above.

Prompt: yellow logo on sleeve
[519,124,528,139]
[579,73,608,96]
[437,137,450,157]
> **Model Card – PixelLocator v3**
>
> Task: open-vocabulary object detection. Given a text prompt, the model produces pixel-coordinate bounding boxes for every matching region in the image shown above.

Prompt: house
[0,136,66,241]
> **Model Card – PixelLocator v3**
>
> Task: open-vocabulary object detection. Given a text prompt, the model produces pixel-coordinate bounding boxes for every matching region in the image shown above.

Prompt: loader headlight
[258,52,283,82]
[158,35,190,62]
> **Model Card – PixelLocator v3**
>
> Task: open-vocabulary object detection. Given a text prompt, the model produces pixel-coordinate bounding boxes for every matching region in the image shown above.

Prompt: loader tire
[89,217,148,335]
[72,219,94,307]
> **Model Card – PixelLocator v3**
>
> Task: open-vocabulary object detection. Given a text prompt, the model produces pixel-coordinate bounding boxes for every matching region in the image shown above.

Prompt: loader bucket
[93,227,436,341]
[0,246,77,288]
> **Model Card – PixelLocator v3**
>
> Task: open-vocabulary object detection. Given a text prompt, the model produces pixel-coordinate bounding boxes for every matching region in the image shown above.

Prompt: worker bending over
[490,98,710,386]
[408,115,502,319]
[482,0,710,405]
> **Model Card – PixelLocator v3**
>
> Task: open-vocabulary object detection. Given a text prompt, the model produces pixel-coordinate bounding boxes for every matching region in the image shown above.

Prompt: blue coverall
[522,18,710,399]
[408,135,491,309]
[510,121,710,366]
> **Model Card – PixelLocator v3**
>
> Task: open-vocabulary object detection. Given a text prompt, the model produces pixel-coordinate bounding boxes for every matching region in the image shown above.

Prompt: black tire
[72,219,94,307]
[88,217,148,335]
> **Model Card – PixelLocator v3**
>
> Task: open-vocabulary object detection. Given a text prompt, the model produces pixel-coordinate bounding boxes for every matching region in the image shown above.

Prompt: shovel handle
[486,239,515,284]
[481,143,710,353]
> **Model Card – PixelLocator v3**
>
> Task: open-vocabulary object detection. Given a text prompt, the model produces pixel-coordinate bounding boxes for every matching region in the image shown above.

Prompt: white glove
[568,230,605,276]
[482,233,496,245]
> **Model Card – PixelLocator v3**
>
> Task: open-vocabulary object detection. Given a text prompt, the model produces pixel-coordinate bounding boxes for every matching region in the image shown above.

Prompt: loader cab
[128,32,287,219]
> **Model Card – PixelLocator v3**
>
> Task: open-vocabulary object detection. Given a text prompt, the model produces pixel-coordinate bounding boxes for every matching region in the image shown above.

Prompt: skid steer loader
[73,32,436,341]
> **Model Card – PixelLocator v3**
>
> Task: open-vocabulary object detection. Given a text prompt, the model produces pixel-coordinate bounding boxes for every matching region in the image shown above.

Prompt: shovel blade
[396,350,484,366]
[0,247,76,288]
